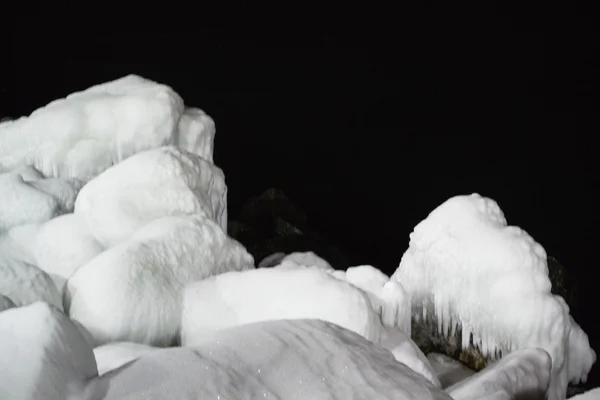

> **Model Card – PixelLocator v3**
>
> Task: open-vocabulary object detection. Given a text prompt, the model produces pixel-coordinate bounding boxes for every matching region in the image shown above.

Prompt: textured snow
[427,353,475,388]
[66,213,254,346]
[380,327,441,387]
[34,213,103,295]
[391,193,595,400]
[0,256,62,310]
[93,342,158,376]
[570,388,600,399]
[0,302,98,400]
[0,75,185,181]
[568,316,597,384]
[181,265,388,347]
[74,146,227,247]
[99,319,451,400]
[447,348,552,400]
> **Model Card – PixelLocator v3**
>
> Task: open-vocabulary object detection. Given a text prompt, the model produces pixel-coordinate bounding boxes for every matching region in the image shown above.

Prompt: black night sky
[5,1,599,389]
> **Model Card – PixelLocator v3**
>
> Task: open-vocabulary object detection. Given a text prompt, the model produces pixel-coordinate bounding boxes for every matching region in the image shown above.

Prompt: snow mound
[570,388,600,399]
[66,214,254,346]
[74,146,227,247]
[0,294,15,312]
[0,256,62,311]
[0,75,185,181]
[99,319,451,400]
[175,107,216,162]
[447,348,552,400]
[391,193,595,400]
[93,342,158,376]
[0,223,42,265]
[258,252,287,268]
[568,316,597,384]
[34,213,103,295]
[0,302,98,400]
[280,251,334,270]
[427,353,475,388]
[181,265,386,347]
[380,327,441,387]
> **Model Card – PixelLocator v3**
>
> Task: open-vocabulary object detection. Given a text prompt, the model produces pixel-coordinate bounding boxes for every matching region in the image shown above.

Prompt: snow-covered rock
[74,146,228,247]
[380,327,441,387]
[66,214,254,346]
[258,252,286,268]
[181,265,390,347]
[175,107,216,162]
[280,251,334,270]
[93,342,158,376]
[34,213,103,295]
[0,75,185,181]
[0,256,62,311]
[0,223,42,265]
[447,348,552,400]
[99,319,452,400]
[391,193,595,400]
[568,316,597,384]
[569,388,600,399]
[427,353,475,388]
[0,302,99,400]
[0,294,15,312]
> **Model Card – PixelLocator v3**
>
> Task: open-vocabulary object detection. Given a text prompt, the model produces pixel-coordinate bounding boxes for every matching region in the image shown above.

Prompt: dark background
[4,1,599,389]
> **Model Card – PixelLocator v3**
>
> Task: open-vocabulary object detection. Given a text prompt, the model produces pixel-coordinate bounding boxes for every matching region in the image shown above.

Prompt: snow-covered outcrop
[0,75,185,181]
[447,348,552,400]
[391,193,596,400]
[0,302,99,400]
[175,107,216,163]
[427,353,475,388]
[0,294,15,312]
[258,252,287,268]
[74,146,228,247]
[569,388,600,399]
[93,342,158,376]
[279,251,334,270]
[66,214,254,346]
[99,319,452,400]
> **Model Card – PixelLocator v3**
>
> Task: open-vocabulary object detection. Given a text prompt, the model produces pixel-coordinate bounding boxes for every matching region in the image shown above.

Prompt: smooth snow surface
[258,252,287,268]
[34,213,103,295]
[74,146,227,247]
[181,266,388,347]
[570,388,600,399]
[0,256,62,310]
[0,302,98,400]
[427,353,475,389]
[391,193,595,400]
[447,348,552,400]
[0,75,185,181]
[280,251,334,270]
[93,342,158,376]
[99,319,452,400]
[175,107,216,162]
[1,223,41,265]
[380,327,441,387]
[0,294,15,312]
[66,214,254,346]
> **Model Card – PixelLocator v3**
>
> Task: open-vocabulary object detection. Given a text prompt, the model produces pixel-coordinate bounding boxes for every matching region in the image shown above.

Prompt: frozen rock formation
[74,146,227,247]
[427,353,475,388]
[93,342,158,376]
[66,214,254,346]
[0,294,15,312]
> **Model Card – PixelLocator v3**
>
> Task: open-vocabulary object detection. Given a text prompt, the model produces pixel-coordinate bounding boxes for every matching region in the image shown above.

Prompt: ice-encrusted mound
[0,302,99,400]
[567,316,597,384]
[0,75,185,181]
[93,342,158,376]
[0,223,42,265]
[66,214,254,346]
[258,252,287,268]
[99,319,452,400]
[280,251,334,270]
[391,193,595,400]
[447,348,552,400]
[74,146,227,247]
[380,327,441,387]
[0,294,15,312]
[427,353,475,388]
[175,107,216,162]
[34,214,104,295]
[181,265,403,347]
[570,388,600,399]
[0,256,62,311]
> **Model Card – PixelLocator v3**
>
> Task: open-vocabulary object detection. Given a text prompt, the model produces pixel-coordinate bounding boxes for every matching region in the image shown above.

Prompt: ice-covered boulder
[99,319,452,400]
[93,342,158,376]
[391,193,595,400]
[569,388,600,399]
[34,213,103,295]
[181,265,392,347]
[0,223,42,265]
[0,75,185,181]
[66,214,254,346]
[175,107,216,162]
[447,348,552,400]
[279,251,334,270]
[258,252,287,268]
[567,316,597,385]
[74,146,227,247]
[0,256,62,311]
[427,353,475,388]
[0,294,15,312]
[0,302,100,400]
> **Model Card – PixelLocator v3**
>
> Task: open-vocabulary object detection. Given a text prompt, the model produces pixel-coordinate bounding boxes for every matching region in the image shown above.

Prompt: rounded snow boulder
[93,342,158,376]
[0,302,99,399]
[66,214,254,346]
[74,146,228,247]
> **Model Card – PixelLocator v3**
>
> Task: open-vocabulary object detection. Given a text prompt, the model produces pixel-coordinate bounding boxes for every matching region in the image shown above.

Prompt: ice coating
[0,294,16,312]
[74,146,227,247]
[0,75,185,181]
[175,107,216,162]
[280,251,334,270]
[427,353,475,388]
[391,193,595,400]
[93,342,158,376]
[99,319,452,400]
[447,348,552,400]
[0,302,98,400]
[567,316,597,384]
[66,214,254,346]
[569,388,600,399]
[258,252,287,268]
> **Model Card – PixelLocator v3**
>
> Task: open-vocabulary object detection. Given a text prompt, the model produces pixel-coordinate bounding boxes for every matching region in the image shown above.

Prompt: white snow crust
[93,342,158,376]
